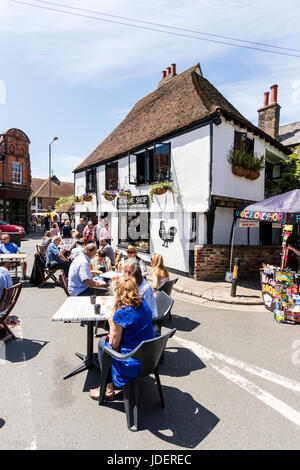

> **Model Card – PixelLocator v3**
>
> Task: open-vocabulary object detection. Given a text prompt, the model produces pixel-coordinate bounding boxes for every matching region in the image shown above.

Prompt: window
[234,132,254,155]
[118,211,150,252]
[37,197,42,209]
[129,142,171,185]
[105,162,118,190]
[12,161,22,184]
[86,168,96,193]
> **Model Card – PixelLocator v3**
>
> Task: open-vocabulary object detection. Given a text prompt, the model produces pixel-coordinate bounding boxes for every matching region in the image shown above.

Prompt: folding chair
[59,272,70,297]
[36,245,59,286]
[99,328,176,431]
[0,282,23,342]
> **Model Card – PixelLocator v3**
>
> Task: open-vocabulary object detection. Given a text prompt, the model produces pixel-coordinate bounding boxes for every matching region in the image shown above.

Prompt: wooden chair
[0,282,23,342]
[36,245,59,285]
[59,272,70,297]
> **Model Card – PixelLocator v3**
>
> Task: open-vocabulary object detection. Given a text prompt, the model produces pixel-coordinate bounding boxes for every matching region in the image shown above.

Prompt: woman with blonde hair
[90,276,155,401]
[150,253,170,293]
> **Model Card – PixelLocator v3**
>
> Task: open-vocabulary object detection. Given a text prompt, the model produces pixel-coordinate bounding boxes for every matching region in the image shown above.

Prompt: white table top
[52,296,115,322]
[0,253,28,260]
[100,271,123,280]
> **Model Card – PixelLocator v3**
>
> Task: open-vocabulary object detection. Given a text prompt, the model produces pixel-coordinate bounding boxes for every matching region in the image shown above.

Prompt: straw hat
[126,245,137,253]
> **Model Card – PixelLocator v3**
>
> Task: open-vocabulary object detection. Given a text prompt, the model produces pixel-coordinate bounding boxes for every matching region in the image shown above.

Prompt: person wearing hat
[83,221,95,243]
[125,245,147,276]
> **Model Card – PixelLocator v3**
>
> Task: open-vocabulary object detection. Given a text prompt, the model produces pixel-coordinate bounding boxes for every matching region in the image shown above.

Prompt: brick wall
[194,244,282,280]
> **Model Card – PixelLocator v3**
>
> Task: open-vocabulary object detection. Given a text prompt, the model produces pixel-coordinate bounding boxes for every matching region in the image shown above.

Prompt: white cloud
[31,153,81,182]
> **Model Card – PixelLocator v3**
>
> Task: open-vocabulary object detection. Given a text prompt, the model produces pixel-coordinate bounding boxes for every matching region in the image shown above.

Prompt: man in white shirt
[68,243,106,296]
[99,223,111,245]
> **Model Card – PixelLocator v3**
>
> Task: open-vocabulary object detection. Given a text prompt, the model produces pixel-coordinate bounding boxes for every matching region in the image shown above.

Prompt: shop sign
[117,195,149,211]
[260,271,276,312]
[272,223,282,229]
[239,220,259,228]
[235,209,284,222]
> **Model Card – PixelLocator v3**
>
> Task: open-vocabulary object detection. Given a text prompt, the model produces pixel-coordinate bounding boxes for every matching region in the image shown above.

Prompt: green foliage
[149,182,177,203]
[279,146,300,193]
[227,147,265,172]
[54,195,75,210]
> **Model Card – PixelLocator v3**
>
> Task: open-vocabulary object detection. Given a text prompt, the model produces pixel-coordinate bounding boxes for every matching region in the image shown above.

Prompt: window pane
[118,211,150,252]
[136,152,146,184]
[12,161,22,184]
[154,144,170,181]
[106,163,118,189]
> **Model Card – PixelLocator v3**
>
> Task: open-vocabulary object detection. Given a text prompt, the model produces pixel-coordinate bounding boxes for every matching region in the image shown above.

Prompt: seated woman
[150,253,170,295]
[90,277,156,401]
[41,231,53,247]
[123,258,158,317]
[90,249,111,280]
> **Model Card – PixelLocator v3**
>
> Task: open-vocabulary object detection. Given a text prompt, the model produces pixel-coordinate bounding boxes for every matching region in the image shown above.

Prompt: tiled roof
[279,121,300,147]
[31,177,74,198]
[75,63,289,172]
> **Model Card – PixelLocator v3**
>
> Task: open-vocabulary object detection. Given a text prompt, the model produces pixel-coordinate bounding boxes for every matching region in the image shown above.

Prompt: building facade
[73,63,289,278]
[0,128,31,229]
[30,177,74,214]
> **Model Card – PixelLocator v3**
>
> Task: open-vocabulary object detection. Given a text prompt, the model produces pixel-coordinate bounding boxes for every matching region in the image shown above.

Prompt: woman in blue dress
[90,276,156,401]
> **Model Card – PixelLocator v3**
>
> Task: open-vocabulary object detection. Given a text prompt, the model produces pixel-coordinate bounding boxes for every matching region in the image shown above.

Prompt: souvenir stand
[234,190,300,324]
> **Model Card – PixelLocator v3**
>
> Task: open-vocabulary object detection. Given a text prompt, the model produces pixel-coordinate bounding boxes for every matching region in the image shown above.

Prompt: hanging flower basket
[102,190,117,201]
[232,165,250,178]
[75,196,83,203]
[82,193,93,202]
[118,189,132,200]
[149,182,177,202]
[246,170,260,180]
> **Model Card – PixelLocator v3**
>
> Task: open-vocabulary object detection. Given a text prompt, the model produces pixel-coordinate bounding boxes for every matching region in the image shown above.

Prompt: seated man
[46,235,70,276]
[99,237,115,266]
[0,262,12,299]
[0,234,27,279]
[68,243,106,296]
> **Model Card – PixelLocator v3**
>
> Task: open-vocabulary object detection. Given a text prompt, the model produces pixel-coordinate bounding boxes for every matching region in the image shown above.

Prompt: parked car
[0,220,26,237]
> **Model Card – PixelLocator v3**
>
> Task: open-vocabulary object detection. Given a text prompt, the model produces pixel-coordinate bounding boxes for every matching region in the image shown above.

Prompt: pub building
[0,128,32,230]
[73,63,289,279]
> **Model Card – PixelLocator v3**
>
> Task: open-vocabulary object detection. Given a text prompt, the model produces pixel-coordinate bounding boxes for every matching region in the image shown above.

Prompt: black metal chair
[152,291,174,335]
[99,328,176,431]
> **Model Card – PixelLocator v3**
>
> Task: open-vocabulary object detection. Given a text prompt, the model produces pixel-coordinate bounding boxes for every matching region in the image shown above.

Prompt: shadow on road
[4,337,49,363]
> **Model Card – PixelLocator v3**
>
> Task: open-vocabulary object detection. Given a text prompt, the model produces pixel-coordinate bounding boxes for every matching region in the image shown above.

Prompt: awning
[234,189,300,224]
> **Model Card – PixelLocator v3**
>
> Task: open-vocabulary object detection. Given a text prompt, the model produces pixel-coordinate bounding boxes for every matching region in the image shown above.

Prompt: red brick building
[0,128,32,229]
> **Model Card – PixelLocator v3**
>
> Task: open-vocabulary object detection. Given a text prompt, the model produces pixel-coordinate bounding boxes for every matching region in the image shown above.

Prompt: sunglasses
[127,251,136,254]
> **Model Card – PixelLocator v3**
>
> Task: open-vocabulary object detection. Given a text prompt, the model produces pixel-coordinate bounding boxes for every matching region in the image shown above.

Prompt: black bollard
[230,258,240,297]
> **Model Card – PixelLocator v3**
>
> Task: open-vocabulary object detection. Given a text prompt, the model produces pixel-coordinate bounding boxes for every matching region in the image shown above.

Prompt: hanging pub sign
[235,209,300,225]
[117,194,149,211]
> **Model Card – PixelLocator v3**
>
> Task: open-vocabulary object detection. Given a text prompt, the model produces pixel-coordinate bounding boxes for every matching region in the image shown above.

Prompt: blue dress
[108,300,156,388]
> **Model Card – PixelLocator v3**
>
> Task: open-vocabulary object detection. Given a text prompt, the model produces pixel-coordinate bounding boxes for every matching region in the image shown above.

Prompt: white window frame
[12,161,22,184]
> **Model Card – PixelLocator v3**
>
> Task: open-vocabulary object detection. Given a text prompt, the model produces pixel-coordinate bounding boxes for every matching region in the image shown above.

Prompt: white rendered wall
[213,207,260,245]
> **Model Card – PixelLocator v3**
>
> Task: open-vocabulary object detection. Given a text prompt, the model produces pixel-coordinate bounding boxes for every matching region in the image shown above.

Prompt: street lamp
[49,136,59,210]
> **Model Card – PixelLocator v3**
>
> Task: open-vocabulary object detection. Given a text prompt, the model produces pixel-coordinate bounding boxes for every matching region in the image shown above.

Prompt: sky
[0,0,300,182]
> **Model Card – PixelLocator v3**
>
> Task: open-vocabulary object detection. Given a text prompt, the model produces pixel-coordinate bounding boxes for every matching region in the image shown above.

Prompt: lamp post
[49,137,59,210]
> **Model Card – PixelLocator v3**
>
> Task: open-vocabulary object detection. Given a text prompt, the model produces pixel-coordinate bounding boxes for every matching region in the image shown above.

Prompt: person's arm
[151,270,160,290]
[58,251,69,262]
[108,320,123,350]
[289,245,300,256]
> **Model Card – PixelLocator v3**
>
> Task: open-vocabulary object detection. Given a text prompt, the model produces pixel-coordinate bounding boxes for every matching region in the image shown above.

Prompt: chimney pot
[162,70,166,80]
[171,63,176,74]
[263,92,270,107]
[166,67,171,76]
[270,84,278,104]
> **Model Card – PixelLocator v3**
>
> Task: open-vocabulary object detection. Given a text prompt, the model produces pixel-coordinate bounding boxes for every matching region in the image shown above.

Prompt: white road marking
[212,364,300,428]
[173,336,300,428]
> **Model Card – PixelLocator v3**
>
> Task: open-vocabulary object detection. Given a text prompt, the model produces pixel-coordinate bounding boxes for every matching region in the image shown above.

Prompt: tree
[54,195,75,211]
[280,145,300,193]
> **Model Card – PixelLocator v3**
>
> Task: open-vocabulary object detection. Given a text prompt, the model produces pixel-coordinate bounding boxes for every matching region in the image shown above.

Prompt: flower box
[102,190,117,201]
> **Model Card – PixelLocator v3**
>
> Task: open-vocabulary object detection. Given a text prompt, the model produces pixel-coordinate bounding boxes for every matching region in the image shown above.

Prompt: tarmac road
[1,236,300,450]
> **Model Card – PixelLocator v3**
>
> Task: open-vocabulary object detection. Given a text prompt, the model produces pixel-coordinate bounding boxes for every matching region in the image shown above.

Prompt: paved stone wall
[194,244,282,280]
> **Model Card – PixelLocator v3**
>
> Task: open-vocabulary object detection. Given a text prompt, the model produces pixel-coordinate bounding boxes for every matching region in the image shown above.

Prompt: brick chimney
[158,63,177,88]
[257,85,281,140]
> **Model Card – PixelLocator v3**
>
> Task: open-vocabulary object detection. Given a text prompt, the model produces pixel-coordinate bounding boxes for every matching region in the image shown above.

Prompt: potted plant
[102,190,117,201]
[150,182,176,202]
[228,147,264,180]
[82,193,93,202]
[74,196,83,203]
[118,188,132,200]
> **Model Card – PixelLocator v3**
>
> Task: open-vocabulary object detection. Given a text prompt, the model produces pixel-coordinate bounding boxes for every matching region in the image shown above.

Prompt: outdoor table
[0,253,28,280]
[52,296,115,380]
[100,271,123,280]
